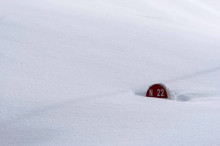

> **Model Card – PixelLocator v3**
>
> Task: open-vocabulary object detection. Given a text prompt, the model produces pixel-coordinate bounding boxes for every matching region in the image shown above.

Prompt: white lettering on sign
[157,89,164,97]
[161,89,164,97]
[149,89,153,96]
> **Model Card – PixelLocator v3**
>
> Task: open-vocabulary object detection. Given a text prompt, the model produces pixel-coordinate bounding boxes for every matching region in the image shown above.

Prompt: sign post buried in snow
[146,83,169,99]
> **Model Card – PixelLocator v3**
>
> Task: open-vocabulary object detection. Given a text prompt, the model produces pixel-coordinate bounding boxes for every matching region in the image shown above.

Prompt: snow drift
[1,0,220,145]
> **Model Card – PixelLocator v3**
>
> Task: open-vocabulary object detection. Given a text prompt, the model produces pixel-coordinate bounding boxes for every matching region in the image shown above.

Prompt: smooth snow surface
[1,0,220,145]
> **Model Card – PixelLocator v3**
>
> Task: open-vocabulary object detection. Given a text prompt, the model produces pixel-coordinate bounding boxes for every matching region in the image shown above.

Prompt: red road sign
[146,84,168,98]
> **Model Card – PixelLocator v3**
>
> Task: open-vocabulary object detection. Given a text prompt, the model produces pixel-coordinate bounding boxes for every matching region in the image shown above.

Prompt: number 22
[157,89,164,97]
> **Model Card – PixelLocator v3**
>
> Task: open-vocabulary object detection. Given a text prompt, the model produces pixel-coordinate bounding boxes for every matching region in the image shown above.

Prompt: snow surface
[1,0,220,145]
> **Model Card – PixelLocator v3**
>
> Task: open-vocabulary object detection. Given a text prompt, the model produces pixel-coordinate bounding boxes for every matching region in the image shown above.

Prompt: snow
[1,0,220,145]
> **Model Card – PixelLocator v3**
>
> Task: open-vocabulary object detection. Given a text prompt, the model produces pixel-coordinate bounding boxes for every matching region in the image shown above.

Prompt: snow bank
[1,0,220,145]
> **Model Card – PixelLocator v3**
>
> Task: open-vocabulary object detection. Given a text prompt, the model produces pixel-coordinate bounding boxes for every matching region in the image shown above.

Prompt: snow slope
[1,0,220,145]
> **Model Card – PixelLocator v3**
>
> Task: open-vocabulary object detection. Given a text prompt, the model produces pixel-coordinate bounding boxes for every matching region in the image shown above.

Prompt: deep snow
[1,0,220,145]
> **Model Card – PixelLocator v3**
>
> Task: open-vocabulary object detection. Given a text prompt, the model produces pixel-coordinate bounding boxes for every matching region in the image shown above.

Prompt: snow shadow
[165,66,220,83]
[170,91,217,102]
[135,89,147,97]
[0,123,59,145]
[6,90,128,124]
